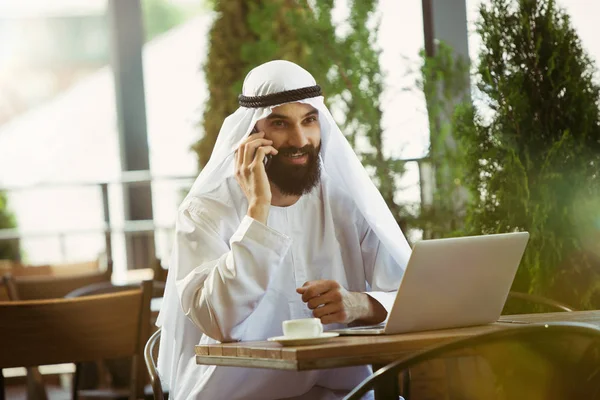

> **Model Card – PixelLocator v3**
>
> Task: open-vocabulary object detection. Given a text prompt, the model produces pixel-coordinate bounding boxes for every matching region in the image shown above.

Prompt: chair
[0,280,152,400]
[64,280,164,400]
[151,258,168,283]
[66,280,164,300]
[144,329,168,400]
[0,261,52,301]
[344,322,600,400]
[50,259,108,276]
[506,291,576,312]
[0,254,109,278]
[0,260,52,278]
[2,258,112,300]
[389,291,576,398]
[1,267,112,399]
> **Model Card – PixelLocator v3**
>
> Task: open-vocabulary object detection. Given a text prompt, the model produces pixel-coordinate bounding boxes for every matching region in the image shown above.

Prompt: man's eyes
[270,117,318,127]
[271,120,287,127]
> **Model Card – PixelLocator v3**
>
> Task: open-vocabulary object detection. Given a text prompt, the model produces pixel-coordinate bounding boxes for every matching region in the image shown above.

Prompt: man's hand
[234,131,278,224]
[296,280,387,325]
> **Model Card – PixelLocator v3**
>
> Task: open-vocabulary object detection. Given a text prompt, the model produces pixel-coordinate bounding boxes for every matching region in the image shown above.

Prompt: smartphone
[251,126,272,169]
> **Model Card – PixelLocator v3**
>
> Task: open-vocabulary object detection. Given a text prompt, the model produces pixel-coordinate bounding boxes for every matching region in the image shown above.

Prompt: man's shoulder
[181,177,244,218]
[320,173,365,224]
[321,173,356,206]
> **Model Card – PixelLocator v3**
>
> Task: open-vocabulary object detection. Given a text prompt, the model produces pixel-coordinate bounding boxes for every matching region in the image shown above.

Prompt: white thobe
[158,174,405,400]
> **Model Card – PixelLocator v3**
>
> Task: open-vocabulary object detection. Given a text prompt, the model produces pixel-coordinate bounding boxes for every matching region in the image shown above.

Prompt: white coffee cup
[282,318,323,338]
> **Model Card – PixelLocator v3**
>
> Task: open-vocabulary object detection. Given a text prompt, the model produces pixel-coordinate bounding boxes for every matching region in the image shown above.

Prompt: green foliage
[413,43,471,238]
[142,0,187,42]
[454,0,600,309]
[195,0,407,223]
[0,191,19,260]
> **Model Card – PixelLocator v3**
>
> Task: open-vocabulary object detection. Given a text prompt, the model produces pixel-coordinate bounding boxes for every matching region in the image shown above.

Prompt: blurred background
[1,0,599,310]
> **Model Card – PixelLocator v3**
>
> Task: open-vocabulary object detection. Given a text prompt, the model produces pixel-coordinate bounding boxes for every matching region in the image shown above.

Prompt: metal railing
[0,158,431,263]
[0,170,196,264]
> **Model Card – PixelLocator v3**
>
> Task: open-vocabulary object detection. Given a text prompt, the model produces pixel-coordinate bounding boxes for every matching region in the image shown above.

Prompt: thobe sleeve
[174,201,292,342]
[360,227,406,316]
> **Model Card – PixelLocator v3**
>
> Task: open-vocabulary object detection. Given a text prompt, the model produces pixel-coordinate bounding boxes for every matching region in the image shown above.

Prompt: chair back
[49,258,107,276]
[0,262,52,301]
[65,280,165,299]
[0,261,52,277]
[0,255,109,278]
[144,329,166,400]
[64,280,161,397]
[152,258,168,283]
[0,280,152,399]
[3,267,112,300]
[505,291,576,313]
[344,322,600,400]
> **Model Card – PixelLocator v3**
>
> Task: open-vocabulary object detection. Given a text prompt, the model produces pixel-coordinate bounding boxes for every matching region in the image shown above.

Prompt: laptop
[332,232,530,335]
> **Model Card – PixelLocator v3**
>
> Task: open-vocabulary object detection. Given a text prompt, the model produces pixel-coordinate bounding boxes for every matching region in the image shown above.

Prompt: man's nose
[288,126,309,148]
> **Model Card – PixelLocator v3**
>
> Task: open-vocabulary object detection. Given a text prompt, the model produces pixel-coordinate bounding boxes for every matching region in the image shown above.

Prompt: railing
[0,170,197,265]
[0,158,431,265]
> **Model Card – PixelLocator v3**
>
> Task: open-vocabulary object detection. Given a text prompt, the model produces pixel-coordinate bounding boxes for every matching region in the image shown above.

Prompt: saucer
[267,332,339,346]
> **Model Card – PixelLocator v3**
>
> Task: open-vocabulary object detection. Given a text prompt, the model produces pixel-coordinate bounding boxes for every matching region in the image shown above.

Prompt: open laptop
[332,232,530,335]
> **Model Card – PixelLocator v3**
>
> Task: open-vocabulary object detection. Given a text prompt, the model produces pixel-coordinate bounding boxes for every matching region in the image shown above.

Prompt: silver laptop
[332,232,530,335]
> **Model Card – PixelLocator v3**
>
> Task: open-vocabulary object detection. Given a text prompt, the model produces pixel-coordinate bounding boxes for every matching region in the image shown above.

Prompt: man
[157,60,412,399]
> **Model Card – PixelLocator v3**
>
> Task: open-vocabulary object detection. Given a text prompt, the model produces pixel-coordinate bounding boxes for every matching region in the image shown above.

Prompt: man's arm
[175,131,285,341]
[175,203,291,342]
[360,224,407,319]
[296,280,387,325]
[297,225,406,326]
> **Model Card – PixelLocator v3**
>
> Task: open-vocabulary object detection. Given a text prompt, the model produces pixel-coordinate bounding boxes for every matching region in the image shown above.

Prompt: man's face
[255,102,322,196]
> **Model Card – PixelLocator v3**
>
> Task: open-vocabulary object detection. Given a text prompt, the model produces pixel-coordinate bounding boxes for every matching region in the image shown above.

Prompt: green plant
[142,0,196,42]
[0,191,19,260]
[412,43,471,239]
[454,0,600,309]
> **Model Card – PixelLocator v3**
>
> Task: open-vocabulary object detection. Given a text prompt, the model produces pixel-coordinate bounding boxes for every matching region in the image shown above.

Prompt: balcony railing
[0,158,431,266]
[0,170,196,267]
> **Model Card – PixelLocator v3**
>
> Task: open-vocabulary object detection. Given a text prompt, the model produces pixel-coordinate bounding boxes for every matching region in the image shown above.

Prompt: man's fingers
[319,311,348,325]
[313,302,342,319]
[251,146,278,168]
[307,290,341,310]
[295,281,311,294]
[241,138,274,167]
[313,302,342,318]
[246,131,265,140]
[236,131,264,162]
[299,280,339,303]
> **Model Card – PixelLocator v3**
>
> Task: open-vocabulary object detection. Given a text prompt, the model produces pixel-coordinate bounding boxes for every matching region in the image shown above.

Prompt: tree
[413,43,471,239]
[454,0,600,309]
[141,0,187,42]
[0,191,19,260]
[195,0,408,225]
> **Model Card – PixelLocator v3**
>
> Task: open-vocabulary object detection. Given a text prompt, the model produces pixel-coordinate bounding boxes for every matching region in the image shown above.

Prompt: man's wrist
[353,292,387,325]
[247,202,270,224]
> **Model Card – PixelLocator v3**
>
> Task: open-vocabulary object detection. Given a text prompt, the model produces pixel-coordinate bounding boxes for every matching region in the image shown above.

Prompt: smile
[283,153,309,164]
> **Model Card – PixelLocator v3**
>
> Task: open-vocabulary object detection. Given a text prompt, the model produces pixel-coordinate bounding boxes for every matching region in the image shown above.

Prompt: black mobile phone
[251,126,272,169]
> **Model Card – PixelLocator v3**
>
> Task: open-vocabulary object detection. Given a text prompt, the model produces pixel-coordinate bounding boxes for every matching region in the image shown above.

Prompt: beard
[266,144,322,196]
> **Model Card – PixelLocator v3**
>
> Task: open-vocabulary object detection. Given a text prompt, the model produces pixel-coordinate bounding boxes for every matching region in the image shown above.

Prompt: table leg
[373,373,399,400]
[372,364,406,399]
[1,369,5,400]
[400,369,410,397]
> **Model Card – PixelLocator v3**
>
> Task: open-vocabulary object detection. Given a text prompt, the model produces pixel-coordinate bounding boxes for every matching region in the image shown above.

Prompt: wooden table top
[195,310,600,370]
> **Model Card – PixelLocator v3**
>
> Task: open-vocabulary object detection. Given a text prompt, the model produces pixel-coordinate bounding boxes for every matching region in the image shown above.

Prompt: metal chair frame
[144,329,167,400]
[344,322,600,400]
